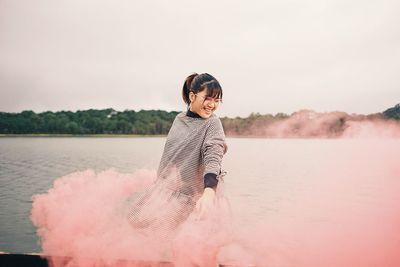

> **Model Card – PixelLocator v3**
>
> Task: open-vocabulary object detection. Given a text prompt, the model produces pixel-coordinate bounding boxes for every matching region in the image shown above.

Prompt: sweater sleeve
[201,117,227,181]
[204,173,218,189]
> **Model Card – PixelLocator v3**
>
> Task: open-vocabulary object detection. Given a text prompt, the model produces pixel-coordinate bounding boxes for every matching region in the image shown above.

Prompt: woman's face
[189,90,221,119]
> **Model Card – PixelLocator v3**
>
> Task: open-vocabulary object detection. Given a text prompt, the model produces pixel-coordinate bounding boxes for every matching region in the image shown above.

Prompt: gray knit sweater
[156,111,227,198]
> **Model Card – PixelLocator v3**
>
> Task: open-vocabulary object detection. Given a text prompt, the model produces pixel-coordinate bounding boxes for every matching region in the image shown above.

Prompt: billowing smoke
[30,109,400,267]
[31,168,233,267]
[223,110,400,138]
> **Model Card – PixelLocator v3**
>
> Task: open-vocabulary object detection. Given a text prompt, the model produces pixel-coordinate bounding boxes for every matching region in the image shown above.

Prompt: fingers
[194,196,214,221]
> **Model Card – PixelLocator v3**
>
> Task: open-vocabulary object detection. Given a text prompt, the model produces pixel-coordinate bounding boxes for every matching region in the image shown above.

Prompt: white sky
[0,0,399,117]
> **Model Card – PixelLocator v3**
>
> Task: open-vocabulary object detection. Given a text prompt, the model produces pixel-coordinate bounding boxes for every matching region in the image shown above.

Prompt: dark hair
[182,73,223,105]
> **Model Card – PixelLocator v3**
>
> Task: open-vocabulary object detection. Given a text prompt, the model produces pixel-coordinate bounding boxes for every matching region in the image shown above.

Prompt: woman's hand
[194,187,216,220]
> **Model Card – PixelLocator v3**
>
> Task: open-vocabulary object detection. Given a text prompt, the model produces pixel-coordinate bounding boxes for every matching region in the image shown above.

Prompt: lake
[1,137,399,266]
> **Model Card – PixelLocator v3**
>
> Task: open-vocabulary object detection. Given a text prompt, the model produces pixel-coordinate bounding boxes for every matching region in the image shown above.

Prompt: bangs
[204,80,223,99]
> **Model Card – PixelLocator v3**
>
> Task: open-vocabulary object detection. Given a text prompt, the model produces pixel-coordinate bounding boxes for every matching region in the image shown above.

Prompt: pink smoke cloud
[225,110,400,138]
[31,168,161,266]
[30,115,400,266]
[31,168,233,267]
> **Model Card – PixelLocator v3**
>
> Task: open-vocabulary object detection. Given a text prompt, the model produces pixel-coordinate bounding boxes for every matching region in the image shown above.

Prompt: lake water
[1,137,399,266]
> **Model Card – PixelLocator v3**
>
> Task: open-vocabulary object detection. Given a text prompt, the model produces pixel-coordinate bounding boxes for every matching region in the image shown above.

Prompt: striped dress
[127,111,227,251]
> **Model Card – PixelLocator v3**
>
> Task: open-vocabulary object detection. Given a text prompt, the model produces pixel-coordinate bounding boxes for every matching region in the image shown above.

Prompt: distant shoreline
[0,134,168,138]
[0,134,349,139]
[1,106,399,137]
[0,134,316,139]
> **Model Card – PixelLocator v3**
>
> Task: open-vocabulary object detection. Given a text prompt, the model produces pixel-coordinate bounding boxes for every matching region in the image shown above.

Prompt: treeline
[383,103,400,120]
[221,104,400,137]
[0,109,178,135]
[222,111,383,137]
[0,104,399,136]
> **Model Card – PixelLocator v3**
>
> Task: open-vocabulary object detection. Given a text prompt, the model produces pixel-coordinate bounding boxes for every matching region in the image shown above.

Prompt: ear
[189,92,196,103]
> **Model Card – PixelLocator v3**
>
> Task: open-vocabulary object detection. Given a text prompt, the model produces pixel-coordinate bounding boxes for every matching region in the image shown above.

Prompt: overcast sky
[0,0,399,117]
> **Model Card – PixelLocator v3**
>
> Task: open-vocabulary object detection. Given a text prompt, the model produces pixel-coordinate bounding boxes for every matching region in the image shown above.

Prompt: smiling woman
[29,73,231,267]
[182,73,223,119]
[125,72,229,265]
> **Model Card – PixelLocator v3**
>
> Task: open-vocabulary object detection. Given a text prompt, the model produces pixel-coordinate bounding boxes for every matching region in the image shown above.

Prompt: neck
[186,108,202,118]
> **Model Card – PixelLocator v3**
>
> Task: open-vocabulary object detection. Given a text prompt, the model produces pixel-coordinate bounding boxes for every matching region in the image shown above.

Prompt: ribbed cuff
[204,173,218,189]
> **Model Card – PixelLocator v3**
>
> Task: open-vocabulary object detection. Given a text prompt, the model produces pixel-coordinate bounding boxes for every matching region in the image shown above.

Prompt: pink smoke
[31,168,161,266]
[342,119,400,138]
[31,168,233,267]
[30,114,400,266]
[219,138,400,267]
[225,110,400,138]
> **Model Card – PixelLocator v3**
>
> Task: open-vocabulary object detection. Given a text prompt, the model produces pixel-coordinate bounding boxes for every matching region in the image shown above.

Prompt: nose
[207,101,215,109]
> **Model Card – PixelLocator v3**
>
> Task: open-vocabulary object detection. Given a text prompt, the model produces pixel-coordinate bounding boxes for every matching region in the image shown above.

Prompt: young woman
[127,72,228,261]
[30,73,229,267]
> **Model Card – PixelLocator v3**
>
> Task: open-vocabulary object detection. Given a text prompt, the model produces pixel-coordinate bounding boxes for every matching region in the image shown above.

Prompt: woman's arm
[195,117,227,219]
[201,117,227,188]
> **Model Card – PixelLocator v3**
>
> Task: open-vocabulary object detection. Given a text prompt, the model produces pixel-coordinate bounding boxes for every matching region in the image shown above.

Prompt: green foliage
[0,109,178,135]
[1,106,398,136]
[383,104,400,120]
